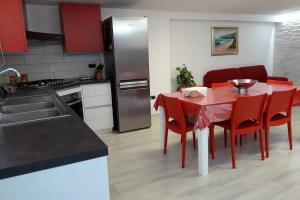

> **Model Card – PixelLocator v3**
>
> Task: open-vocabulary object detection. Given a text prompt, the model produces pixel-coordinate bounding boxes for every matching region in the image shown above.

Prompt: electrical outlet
[88,63,96,68]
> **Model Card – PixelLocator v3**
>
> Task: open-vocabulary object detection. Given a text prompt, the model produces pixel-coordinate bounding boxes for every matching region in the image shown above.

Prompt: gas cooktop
[17,79,74,89]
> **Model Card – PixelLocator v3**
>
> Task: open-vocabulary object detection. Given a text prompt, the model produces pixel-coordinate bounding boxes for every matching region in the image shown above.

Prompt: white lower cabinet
[85,118,114,130]
[0,157,110,200]
[82,83,113,132]
[56,82,113,132]
[83,95,112,108]
[82,83,111,97]
[84,106,113,121]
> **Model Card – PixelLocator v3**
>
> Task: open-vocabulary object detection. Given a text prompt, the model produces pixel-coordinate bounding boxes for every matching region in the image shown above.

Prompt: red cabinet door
[0,0,28,53]
[60,3,104,53]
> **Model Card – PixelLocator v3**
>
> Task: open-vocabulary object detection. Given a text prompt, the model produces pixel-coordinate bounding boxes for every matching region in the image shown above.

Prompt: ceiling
[25,0,300,15]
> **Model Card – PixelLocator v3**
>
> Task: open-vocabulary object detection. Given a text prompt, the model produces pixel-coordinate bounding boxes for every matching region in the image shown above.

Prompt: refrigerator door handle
[119,80,148,86]
[119,83,148,90]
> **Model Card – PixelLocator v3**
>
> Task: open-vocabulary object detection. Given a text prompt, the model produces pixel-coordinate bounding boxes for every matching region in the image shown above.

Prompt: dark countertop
[0,88,108,180]
[52,78,110,90]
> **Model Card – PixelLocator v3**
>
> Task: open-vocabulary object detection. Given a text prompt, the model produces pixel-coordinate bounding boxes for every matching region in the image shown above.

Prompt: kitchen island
[0,88,110,200]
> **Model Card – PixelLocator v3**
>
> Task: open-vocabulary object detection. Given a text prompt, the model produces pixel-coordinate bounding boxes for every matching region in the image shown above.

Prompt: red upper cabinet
[60,3,104,53]
[0,0,28,53]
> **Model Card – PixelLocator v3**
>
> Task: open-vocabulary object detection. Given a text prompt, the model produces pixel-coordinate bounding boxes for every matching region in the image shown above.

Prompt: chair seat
[216,119,261,134]
[269,113,289,126]
[167,120,194,134]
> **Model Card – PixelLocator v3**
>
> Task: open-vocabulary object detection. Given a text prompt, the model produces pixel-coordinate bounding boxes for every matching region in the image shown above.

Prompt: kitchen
[2,0,300,200]
[0,1,150,200]
[1,1,151,132]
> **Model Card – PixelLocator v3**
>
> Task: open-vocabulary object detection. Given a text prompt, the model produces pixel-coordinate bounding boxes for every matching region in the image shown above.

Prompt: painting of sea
[211,27,238,56]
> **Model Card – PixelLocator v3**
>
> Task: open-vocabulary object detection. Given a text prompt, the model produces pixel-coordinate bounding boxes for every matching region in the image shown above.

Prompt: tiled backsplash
[1,44,103,83]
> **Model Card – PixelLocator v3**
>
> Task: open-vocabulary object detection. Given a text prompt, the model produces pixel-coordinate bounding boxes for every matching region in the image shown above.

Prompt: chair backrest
[267,80,294,85]
[266,89,296,121]
[231,94,267,129]
[293,90,300,106]
[162,95,187,131]
[212,82,234,88]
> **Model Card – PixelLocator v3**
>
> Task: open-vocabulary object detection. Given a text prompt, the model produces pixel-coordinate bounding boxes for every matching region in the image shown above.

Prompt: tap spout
[0,68,21,78]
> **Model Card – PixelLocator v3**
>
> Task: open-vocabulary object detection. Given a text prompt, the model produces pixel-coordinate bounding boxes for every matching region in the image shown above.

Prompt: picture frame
[211,27,239,56]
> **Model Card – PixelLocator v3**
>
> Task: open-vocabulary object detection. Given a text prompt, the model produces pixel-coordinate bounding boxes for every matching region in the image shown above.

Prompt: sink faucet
[0,68,21,78]
[0,68,21,101]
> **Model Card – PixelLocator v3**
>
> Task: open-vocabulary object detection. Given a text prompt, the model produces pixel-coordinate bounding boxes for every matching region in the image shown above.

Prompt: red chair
[264,89,296,158]
[162,95,196,168]
[293,90,300,106]
[215,94,267,169]
[213,81,259,145]
[178,83,229,160]
[210,82,238,160]
[267,80,293,85]
[253,87,294,142]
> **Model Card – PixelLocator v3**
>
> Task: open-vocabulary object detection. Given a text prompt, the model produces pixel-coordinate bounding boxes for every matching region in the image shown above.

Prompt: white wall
[170,20,275,91]
[102,8,277,113]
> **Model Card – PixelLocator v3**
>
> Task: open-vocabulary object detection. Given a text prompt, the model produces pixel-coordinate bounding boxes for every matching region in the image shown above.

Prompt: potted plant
[176,64,196,91]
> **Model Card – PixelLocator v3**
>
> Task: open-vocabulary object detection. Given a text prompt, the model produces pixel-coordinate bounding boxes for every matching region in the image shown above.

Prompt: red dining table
[154,82,300,176]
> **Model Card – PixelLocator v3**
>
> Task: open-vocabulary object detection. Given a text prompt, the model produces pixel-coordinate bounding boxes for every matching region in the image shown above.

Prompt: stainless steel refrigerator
[102,17,151,133]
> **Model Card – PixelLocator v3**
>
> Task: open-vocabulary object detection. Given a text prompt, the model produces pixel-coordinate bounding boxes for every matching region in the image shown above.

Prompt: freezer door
[112,17,149,83]
[116,82,151,132]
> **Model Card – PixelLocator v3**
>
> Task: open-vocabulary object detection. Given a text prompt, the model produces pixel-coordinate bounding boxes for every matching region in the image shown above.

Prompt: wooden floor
[96,107,300,200]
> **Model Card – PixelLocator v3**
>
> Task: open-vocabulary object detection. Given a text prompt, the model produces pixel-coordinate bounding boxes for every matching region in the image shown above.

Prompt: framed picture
[211,27,239,56]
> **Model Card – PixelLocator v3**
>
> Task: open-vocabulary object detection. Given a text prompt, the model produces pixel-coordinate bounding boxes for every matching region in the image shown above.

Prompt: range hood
[26,31,65,45]
[25,4,65,45]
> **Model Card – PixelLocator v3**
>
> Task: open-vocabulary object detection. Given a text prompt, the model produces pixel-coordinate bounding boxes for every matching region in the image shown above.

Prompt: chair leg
[254,131,257,140]
[224,129,227,148]
[181,134,187,168]
[180,135,183,143]
[230,132,236,169]
[209,126,215,159]
[258,129,265,160]
[240,135,243,146]
[288,121,293,150]
[265,126,270,158]
[209,134,212,155]
[192,131,196,149]
[163,126,168,154]
[235,135,238,146]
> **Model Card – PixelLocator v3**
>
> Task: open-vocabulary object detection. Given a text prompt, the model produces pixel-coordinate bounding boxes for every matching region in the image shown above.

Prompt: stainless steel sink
[0,102,55,114]
[0,108,60,125]
[2,95,53,105]
[0,94,70,126]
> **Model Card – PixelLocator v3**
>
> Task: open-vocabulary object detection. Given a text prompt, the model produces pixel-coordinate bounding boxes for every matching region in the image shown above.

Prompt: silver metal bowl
[229,79,257,93]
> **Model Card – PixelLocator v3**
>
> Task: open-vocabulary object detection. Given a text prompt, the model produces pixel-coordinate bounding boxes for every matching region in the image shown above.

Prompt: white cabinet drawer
[84,106,113,121]
[83,95,111,108]
[56,86,81,96]
[86,118,113,131]
[82,83,111,97]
